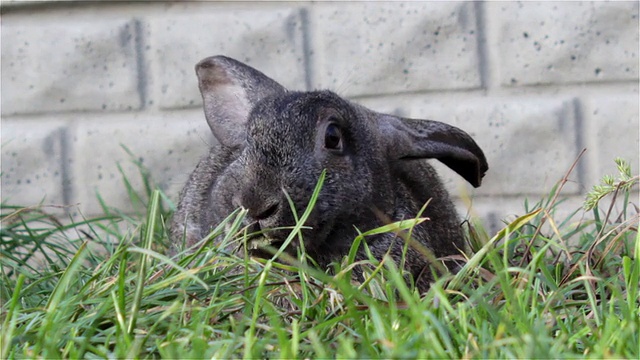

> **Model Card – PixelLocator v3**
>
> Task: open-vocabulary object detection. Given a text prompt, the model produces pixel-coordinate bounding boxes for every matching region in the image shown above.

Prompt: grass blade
[127,189,161,334]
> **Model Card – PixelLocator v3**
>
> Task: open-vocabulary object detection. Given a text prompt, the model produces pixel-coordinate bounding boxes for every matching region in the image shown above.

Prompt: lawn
[1,158,638,358]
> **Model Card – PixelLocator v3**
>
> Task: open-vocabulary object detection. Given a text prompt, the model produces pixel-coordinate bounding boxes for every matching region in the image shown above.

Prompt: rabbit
[169,55,488,292]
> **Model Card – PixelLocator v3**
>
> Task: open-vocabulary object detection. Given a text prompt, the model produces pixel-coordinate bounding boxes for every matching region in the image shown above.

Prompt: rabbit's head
[195,56,487,259]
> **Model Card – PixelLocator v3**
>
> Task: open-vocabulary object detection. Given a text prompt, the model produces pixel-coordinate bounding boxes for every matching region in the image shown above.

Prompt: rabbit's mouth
[246,237,288,259]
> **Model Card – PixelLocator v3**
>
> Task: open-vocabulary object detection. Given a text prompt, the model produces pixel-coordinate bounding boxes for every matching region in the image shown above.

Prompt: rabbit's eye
[324,123,343,151]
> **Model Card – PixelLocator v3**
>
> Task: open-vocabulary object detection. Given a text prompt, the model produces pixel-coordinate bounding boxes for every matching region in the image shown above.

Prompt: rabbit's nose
[246,201,280,234]
[237,188,281,224]
[252,202,279,221]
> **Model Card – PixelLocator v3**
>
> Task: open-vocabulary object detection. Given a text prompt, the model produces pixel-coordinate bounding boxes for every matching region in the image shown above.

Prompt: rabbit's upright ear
[196,56,286,148]
[379,115,488,187]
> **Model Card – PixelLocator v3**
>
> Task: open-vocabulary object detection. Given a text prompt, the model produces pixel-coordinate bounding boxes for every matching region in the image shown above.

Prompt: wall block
[1,18,142,115]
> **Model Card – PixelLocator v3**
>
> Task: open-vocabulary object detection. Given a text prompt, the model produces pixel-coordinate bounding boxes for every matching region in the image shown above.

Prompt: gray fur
[170,55,488,292]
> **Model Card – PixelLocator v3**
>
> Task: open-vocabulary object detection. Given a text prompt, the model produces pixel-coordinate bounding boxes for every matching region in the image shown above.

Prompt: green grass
[1,157,638,359]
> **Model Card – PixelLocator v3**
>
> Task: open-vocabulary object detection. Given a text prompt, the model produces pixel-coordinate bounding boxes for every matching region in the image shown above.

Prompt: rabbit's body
[170,56,488,291]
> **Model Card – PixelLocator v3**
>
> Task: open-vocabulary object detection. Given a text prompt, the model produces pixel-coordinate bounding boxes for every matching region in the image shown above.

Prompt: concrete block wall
[2,1,638,233]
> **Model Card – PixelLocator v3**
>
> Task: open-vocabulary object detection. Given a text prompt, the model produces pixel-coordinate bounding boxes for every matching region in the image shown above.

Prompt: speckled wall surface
[1,1,638,232]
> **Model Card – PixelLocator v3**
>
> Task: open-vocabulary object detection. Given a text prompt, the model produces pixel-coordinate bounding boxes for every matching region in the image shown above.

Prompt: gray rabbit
[170,55,488,291]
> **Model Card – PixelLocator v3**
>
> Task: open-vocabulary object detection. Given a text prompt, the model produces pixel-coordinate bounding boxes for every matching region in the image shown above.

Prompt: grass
[1,157,638,359]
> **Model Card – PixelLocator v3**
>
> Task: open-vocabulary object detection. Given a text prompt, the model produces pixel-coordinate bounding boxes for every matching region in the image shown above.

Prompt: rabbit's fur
[170,55,488,291]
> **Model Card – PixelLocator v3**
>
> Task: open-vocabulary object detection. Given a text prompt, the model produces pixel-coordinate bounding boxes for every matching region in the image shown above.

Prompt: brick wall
[2,1,638,232]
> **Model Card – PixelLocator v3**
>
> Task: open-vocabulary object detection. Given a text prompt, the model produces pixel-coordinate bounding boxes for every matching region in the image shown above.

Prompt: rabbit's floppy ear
[196,56,286,148]
[379,115,488,187]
